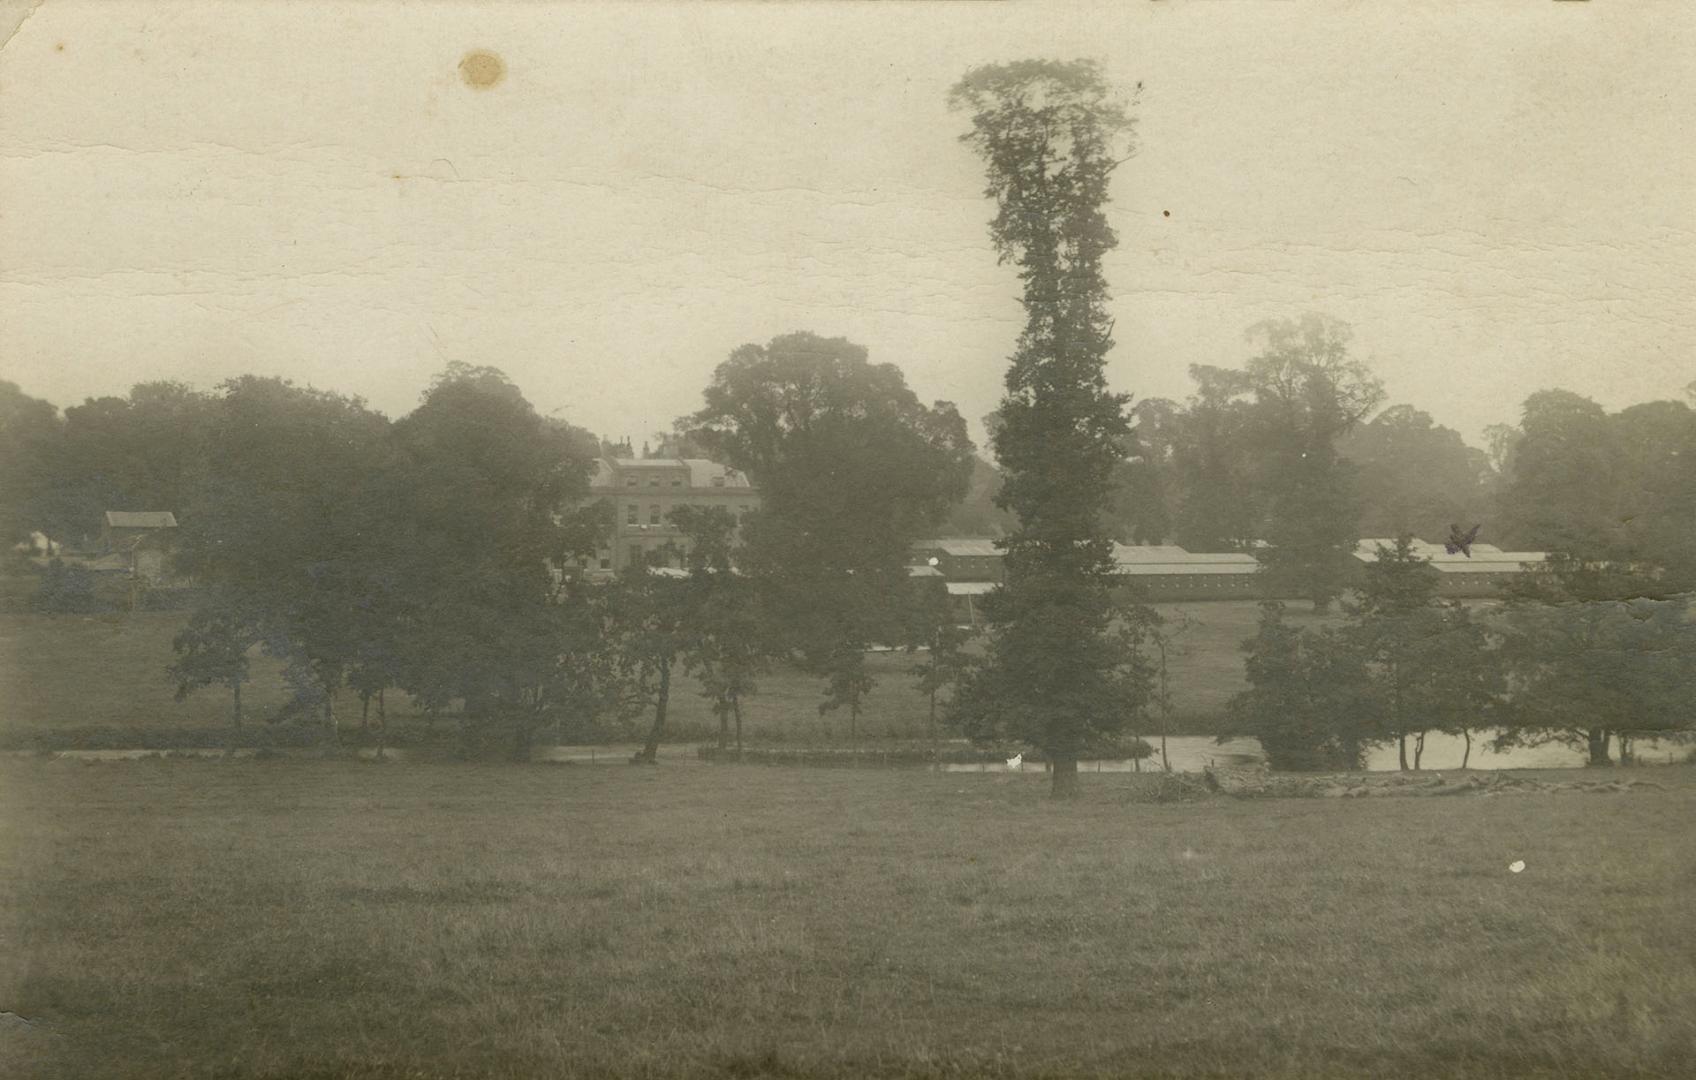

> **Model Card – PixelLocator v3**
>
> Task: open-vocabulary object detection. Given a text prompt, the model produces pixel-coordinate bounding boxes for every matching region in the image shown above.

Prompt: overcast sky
[3,1,1693,450]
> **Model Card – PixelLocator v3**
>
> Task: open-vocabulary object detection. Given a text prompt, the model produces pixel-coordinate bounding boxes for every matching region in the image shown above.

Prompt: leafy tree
[1607,400,1696,583]
[684,331,973,727]
[1482,422,1520,477]
[1351,538,1501,770]
[386,364,600,758]
[937,455,1016,538]
[1496,390,1615,555]
[0,380,66,548]
[605,562,689,765]
[1339,405,1492,541]
[1145,607,1193,771]
[1167,368,1261,552]
[1229,602,1374,771]
[30,558,108,614]
[947,58,1150,797]
[686,332,973,575]
[166,593,262,728]
[174,376,393,734]
[908,577,977,753]
[1495,558,1696,765]
[1494,391,1696,586]
[1239,315,1384,610]
[1106,398,1180,545]
[669,504,773,752]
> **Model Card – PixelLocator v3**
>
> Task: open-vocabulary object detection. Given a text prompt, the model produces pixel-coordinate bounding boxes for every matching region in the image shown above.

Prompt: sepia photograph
[2,1,1693,1077]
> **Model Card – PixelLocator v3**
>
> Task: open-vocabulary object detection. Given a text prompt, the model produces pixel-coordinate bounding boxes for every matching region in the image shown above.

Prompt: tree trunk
[361,692,371,731]
[1397,733,1408,772]
[1050,757,1080,799]
[718,704,728,750]
[1586,728,1612,767]
[511,712,533,763]
[231,682,242,729]
[324,691,338,744]
[850,701,858,743]
[637,662,671,763]
[1461,728,1472,770]
[1413,731,1426,771]
[1618,734,1634,766]
[732,694,742,753]
[377,688,385,728]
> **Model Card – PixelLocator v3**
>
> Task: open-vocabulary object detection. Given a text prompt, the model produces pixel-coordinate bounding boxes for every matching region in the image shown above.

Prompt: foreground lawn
[2,761,1692,1078]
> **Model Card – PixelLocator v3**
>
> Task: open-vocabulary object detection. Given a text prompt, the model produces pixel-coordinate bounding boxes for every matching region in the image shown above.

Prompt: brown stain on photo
[458,50,505,90]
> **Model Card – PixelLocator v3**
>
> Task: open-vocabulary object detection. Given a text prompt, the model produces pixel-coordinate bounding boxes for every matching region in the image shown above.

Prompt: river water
[11,732,1686,770]
[941,732,1688,774]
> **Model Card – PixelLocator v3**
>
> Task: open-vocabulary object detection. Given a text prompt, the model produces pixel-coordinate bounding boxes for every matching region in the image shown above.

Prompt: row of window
[623,503,756,525]
[620,475,732,489]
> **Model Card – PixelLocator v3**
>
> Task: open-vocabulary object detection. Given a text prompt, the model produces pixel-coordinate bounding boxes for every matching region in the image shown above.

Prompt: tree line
[1232,542,1696,771]
[5,58,1694,786]
[945,346,1696,610]
[0,346,982,761]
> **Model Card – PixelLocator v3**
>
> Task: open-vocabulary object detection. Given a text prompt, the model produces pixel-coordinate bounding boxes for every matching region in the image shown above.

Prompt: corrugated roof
[1114,544,1257,566]
[1111,544,1189,562]
[1431,561,1536,575]
[104,511,177,529]
[1115,562,1260,577]
[946,581,998,596]
[917,539,1002,557]
[1354,543,1546,566]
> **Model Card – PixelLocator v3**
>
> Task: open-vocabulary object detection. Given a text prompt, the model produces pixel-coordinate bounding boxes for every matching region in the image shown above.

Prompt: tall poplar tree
[948,60,1148,798]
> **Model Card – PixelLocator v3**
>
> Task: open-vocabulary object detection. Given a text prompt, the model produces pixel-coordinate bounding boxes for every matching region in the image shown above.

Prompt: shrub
[30,560,114,614]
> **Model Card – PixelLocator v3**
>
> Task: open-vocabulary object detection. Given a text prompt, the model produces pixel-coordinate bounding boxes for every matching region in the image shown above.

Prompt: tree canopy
[947,58,1149,797]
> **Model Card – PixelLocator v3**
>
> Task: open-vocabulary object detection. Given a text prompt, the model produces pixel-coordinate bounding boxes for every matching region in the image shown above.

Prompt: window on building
[649,505,661,525]
[598,557,611,570]
[629,544,645,568]
[626,504,637,525]
[671,479,682,487]
[649,478,660,487]
[624,477,636,488]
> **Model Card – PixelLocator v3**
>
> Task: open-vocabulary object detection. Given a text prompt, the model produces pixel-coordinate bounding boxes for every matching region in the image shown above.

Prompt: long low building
[1352,539,1547,598]
[913,536,1549,613]
[1110,543,1262,599]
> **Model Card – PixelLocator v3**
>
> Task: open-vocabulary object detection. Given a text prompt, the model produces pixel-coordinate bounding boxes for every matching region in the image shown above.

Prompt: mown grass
[0,603,1321,746]
[2,759,1691,1078]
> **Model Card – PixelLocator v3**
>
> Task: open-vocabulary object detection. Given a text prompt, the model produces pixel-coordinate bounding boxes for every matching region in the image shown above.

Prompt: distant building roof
[682,458,754,490]
[907,564,944,578]
[589,457,755,492]
[945,581,998,596]
[1112,544,1257,567]
[1354,538,1545,566]
[104,511,177,529]
[1116,561,1261,577]
[915,539,1002,558]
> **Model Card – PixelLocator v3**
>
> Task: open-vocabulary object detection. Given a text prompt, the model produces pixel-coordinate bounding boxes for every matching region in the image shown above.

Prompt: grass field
[0,602,1329,746]
[2,759,1692,1078]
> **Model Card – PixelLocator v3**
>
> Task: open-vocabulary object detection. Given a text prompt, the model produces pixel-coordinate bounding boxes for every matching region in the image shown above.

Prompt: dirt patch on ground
[1204,767,1669,799]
